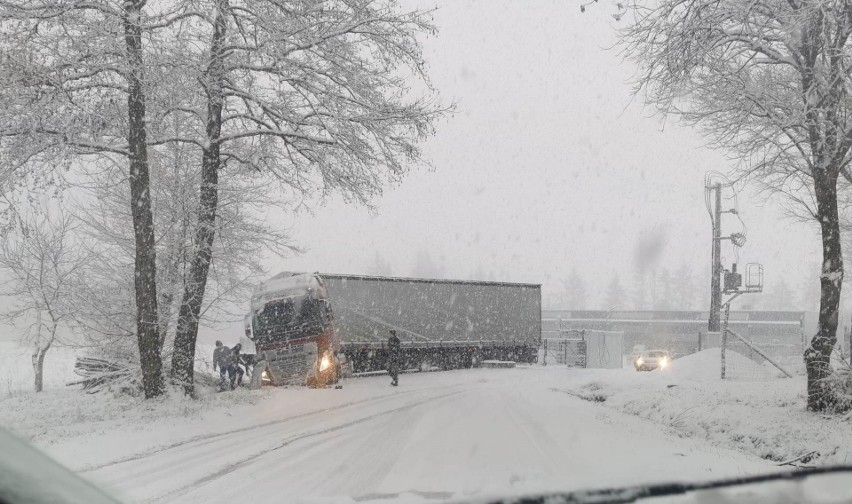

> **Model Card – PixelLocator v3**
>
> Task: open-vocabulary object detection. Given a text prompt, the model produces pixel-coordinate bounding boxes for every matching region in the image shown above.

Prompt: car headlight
[659,357,668,369]
[319,354,331,372]
[261,370,270,381]
[636,357,644,366]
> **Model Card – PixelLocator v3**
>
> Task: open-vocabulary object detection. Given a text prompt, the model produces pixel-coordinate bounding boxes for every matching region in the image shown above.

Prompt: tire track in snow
[502,389,569,473]
[148,390,464,504]
[79,389,419,473]
[324,387,460,497]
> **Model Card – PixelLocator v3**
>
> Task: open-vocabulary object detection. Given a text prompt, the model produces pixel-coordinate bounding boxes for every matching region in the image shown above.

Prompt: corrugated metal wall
[322,274,541,346]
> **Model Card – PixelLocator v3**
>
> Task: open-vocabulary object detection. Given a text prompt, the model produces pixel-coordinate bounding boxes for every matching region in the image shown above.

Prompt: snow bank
[482,360,516,368]
[664,347,777,381]
[21,367,771,504]
[1,367,437,473]
[561,357,852,466]
[0,381,276,469]
[4,349,850,502]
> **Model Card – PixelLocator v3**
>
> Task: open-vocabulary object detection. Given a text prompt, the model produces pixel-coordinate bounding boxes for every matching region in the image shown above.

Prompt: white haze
[0,1,831,346]
[271,1,821,310]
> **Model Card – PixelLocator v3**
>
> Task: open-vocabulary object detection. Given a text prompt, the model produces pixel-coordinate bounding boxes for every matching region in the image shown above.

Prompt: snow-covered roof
[320,273,540,288]
[250,272,320,311]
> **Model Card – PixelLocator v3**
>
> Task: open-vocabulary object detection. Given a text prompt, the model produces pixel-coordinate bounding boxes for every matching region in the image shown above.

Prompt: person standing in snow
[231,343,245,390]
[387,330,401,386]
[213,341,232,392]
[239,334,258,381]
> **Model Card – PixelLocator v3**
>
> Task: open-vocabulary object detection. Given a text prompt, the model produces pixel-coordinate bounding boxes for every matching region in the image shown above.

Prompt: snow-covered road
[72,367,773,503]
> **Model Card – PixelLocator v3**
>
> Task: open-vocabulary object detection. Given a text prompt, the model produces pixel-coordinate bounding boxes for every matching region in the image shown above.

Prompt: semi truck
[245,272,339,387]
[245,272,541,386]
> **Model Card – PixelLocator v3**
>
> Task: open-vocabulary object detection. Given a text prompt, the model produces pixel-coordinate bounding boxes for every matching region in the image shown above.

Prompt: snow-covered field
[0,341,79,397]
[1,344,851,503]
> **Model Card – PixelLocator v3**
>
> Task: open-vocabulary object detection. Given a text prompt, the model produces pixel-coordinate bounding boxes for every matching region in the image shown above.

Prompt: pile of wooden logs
[67,356,140,394]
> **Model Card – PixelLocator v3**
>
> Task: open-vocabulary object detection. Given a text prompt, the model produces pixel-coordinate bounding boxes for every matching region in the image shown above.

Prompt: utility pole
[704,173,764,378]
[708,183,722,332]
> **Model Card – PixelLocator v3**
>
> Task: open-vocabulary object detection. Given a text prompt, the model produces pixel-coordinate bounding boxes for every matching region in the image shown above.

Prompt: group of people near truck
[213,328,402,391]
[212,341,255,392]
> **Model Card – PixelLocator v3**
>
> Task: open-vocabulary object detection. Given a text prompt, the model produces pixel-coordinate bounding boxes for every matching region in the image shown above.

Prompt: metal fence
[541,338,586,367]
[539,329,623,369]
[541,313,810,377]
[543,310,808,376]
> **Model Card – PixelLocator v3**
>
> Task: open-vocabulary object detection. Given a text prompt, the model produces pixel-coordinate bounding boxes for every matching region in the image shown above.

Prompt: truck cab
[246,272,340,387]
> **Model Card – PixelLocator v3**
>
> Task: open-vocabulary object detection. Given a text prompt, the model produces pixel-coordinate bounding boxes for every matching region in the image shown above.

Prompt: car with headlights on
[634,350,672,371]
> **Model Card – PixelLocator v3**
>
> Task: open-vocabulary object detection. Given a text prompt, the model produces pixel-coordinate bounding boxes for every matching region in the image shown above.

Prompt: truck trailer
[245,272,541,386]
[324,274,541,374]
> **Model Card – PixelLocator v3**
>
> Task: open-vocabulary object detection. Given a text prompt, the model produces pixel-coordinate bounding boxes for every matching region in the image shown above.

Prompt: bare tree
[632,270,647,310]
[2,0,447,397]
[797,264,822,312]
[412,249,446,279]
[0,0,178,397]
[562,268,588,310]
[605,272,625,310]
[654,267,674,310]
[161,0,449,394]
[369,252,395,277]
[68,133,292,387]
[765,278,797,311]
[671,263,699,311]
[619,0,852,410]
[0,210,88,392]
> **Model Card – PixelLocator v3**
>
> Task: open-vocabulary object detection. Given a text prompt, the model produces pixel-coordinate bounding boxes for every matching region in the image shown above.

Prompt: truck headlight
[319,354,331,372]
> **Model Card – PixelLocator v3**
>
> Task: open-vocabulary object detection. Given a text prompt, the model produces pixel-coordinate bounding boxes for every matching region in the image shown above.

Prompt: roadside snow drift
[2,366,773,504]
[663,347,777,381]
[561,349,852,467]
[4,346,848,504]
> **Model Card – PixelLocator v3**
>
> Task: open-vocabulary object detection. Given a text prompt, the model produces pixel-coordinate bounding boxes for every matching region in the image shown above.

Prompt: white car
[634,350,673,372]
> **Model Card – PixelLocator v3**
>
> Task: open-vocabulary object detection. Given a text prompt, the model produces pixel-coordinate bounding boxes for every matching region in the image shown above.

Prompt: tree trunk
[805,170,844,411]
[124,0,163,399]
[171,0,228,396]
[32,348,46,392]
[32,332,53,393]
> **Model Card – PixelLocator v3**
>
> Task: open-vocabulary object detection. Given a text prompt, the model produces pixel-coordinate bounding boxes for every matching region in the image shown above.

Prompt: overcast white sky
[0,1,827,345]
[270,0,821,310]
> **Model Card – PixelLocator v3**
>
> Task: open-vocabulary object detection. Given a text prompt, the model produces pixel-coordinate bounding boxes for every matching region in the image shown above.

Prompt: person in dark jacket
[387,330,401,386]
[231,343,245,390]
[213,341,232,392]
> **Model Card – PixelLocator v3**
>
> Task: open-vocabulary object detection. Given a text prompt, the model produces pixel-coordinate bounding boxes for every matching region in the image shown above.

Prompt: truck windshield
[253,296,327,344]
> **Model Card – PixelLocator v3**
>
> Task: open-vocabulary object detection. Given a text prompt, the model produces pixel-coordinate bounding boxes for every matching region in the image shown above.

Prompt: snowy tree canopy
[618,0,852,410]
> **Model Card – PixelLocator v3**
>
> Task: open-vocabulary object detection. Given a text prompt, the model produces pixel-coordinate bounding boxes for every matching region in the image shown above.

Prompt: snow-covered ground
[0,333,234,398]
[0,340,79,397]
[2,346,850,503]
[559,348,852,466]
[1,364,770,503]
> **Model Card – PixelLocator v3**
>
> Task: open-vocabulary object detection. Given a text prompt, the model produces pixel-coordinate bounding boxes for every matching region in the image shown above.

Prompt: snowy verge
[0,381,275,467]
[0,366,440,472]
[557,349,851,466]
